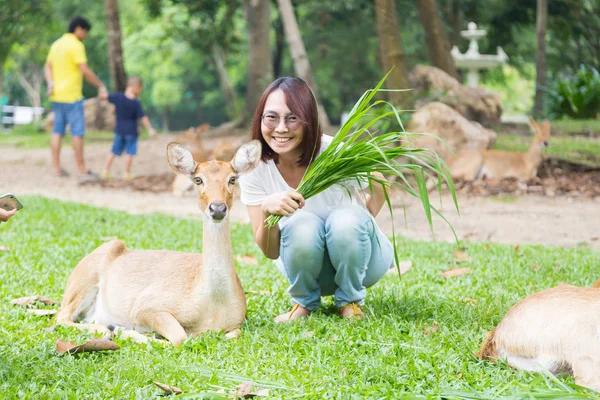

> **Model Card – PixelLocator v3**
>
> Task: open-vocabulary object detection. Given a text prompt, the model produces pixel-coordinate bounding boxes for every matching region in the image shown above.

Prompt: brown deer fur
[476,284,600,391]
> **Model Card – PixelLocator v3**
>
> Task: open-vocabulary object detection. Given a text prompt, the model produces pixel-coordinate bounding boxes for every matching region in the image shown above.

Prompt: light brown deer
[446,118,551,182]
[56,140,262,346]
[476,283,600,391]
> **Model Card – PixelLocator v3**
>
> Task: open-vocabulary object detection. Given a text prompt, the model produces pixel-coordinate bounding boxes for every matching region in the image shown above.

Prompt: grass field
[1,197,599,399]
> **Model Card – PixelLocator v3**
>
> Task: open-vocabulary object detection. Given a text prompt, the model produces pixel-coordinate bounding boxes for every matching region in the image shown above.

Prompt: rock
[406,102,497,159]
[43,97,116,132]
[410,65,503,127]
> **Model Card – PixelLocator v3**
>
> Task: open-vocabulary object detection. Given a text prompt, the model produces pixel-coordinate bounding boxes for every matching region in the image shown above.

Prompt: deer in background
[56,140,262,346]
[476,283,600,391]
[446,118,551,182]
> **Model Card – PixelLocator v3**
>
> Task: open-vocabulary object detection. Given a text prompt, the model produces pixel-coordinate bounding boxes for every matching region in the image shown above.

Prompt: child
[101,76,156,180]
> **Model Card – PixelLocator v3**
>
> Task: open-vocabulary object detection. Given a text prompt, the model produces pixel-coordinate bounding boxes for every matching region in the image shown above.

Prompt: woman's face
[261,89,304,160]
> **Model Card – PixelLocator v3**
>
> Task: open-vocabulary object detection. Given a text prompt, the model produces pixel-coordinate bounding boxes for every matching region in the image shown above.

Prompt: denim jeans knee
[325,206,394,308]
[279,210,326,310]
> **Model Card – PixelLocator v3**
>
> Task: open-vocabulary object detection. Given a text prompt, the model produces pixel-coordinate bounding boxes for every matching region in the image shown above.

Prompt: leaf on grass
[237,255,258,265]
[423,325,439,336]
[452,251,471,263]
[457,371,463,379]
[530,264,542,271]
[386,260,412,275]
[0,245,9,252]
[513,244,520,252]
[11,295,58,306]
[232,382,269,398]
[441,267,471,278]
[461,297,478,304]
[56,338,119,355]
[245,290,272,295]
[26,309,57,316]
[154,381,183,396]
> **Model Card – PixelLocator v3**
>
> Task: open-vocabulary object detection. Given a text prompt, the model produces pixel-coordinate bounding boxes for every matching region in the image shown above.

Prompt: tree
[105,0,127,91]
[533,0,547,117]
[243,0,273,123]
[416,0,459,79]
[374,0,412,109]
[276,0,331,130]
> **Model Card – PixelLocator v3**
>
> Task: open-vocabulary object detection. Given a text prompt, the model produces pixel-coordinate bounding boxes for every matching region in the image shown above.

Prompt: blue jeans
[51,100,85,137]
[111,134,138,156]
[278,206,395,310]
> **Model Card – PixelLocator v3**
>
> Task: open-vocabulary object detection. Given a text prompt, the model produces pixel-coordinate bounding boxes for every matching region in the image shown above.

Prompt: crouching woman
[239,77,394,322]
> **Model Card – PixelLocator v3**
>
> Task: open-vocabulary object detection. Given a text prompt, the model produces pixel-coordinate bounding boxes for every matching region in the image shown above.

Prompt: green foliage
[545,65,600,120]
[1,196,599,398]
[480,64,535,115]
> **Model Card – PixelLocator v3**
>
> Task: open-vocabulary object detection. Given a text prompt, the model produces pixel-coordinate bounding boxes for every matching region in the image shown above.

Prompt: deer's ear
[529,116,537,128]
[232,140,262,175]
[167,142,197,177]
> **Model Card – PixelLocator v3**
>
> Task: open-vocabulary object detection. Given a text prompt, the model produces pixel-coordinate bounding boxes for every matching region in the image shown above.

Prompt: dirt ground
[1,133,599,250]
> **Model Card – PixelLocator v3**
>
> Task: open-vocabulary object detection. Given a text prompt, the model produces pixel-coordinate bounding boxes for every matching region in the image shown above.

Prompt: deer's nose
[208,202,228,220]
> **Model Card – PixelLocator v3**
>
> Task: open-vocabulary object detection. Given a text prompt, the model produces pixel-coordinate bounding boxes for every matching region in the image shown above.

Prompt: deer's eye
[194,177,203,185]
[229,176,237,185]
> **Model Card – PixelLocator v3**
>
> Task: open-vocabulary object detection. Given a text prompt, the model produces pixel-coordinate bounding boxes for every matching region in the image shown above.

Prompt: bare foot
[339,302,365,320]
[274,304,311,323]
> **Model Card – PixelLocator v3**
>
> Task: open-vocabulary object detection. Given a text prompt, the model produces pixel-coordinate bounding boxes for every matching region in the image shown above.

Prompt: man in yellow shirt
[44,16,107,178]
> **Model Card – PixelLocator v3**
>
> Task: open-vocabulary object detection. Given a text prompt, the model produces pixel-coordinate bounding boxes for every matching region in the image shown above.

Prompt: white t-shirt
[239,134,370,229]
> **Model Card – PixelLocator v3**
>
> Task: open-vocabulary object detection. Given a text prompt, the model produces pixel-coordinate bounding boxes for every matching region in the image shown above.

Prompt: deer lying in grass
[446,118,551,182]
[56,140,262,346]
[476,283,600,391]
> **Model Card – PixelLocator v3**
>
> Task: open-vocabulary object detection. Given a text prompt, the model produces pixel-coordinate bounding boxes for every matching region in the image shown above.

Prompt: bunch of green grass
[265,74,459,265]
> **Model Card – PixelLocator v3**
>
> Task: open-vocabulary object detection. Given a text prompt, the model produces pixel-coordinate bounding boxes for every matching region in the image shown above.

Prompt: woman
[239,77,394,323]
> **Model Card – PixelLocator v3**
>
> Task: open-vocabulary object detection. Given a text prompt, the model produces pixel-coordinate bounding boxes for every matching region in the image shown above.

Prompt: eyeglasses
[261,113,302,130]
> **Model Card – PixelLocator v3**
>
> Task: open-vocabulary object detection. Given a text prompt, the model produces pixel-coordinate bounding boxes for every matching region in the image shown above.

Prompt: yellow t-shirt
[46,33,88,103]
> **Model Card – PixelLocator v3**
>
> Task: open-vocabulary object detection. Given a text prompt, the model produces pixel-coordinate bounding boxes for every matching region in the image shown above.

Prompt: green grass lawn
[494,135,600,168]
[551,120,600,137]
[1,197,599,399]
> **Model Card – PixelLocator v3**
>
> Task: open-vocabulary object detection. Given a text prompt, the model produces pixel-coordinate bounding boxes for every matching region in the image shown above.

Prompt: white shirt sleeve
[239,168,267,206]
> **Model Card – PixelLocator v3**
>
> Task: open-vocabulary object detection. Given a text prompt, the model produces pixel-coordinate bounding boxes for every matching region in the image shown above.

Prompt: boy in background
[101,76,156,180]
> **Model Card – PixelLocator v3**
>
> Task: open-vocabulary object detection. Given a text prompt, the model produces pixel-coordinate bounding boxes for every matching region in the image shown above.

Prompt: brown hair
[250,77,322,166]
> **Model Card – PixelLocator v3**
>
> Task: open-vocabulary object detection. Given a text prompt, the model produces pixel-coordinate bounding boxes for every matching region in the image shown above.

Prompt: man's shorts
[111,134,138,156]
[51,100,85,137]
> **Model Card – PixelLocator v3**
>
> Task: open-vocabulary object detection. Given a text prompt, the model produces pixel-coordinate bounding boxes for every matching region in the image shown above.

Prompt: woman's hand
[261,191,305,216]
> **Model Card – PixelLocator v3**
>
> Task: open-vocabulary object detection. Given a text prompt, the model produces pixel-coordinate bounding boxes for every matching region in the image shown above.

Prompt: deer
[56,140,262,346]
[445,118,551,182]
[476,283,600,391]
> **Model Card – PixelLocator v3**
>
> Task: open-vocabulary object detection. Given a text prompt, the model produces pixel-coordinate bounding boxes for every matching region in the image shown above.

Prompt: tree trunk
[374,0,412,109]
[533,0,547,117]
[16,64,42,121]
[243,0,273,124]
[273,17,285,78]
[211,43,238,118]
[276,0,331,130]
[416,0,459,79]
[161,109,170,131]
[104,0,127,92]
